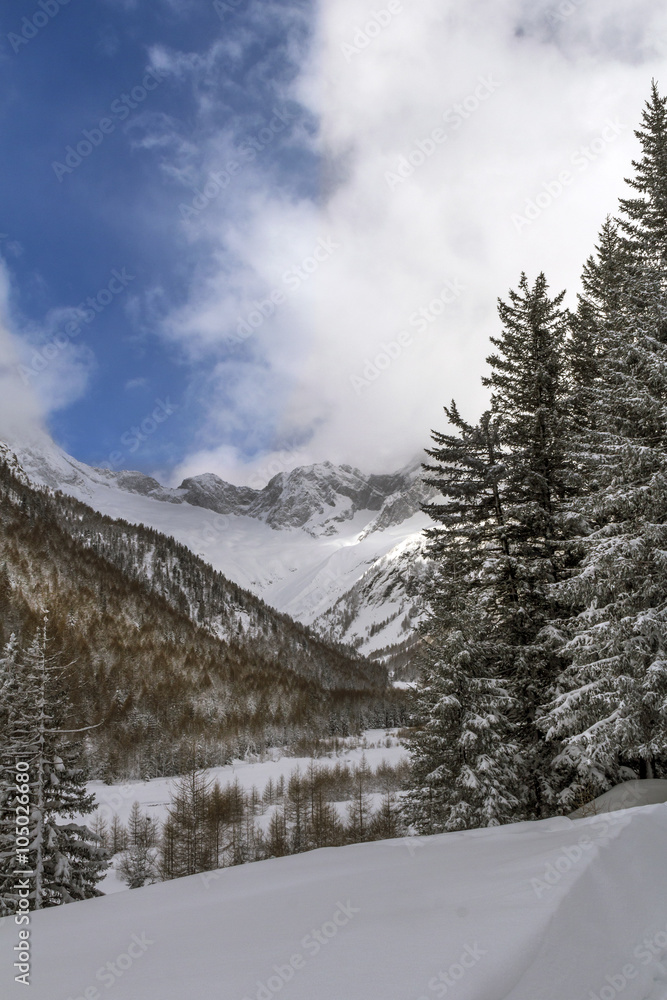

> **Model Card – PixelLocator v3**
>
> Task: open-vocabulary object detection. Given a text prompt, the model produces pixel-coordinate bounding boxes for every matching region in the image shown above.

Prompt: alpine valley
[8,433,433,675]
[0,433,432,777]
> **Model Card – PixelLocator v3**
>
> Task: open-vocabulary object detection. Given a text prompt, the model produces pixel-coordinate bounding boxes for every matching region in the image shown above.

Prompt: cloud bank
[156,0,667,485]
[5,0,667,485]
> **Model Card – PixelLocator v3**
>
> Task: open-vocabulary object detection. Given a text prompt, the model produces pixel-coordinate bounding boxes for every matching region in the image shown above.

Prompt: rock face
[177,461,425,536]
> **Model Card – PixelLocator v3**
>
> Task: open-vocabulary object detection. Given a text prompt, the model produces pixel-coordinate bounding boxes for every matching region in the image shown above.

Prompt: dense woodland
[407,82,667,832]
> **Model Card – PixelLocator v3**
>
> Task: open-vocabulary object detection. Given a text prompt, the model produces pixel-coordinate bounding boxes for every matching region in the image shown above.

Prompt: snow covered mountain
[9,435,434,675]
[0,447,403,777]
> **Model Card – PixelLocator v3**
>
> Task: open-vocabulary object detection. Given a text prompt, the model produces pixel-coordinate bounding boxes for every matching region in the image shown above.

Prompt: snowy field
[86,729,408,828]
[82,729,409,894]
[1,801,667,999]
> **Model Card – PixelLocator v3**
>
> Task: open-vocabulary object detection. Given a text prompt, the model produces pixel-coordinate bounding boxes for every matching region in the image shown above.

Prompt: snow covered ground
[2,801,666,999]
[83,729,408,894]
[86,729,407,830]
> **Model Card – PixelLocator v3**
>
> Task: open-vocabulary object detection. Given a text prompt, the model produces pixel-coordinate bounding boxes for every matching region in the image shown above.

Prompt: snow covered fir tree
[406,81,667,832]
[0,617,108,913]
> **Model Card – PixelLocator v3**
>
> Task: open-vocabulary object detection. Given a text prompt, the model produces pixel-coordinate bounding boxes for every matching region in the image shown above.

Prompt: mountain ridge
[6,435,433,674]
[0,444,404,778]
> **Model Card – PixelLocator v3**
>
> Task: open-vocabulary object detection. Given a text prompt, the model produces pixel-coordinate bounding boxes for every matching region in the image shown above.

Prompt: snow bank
[1,803,666,999]
[570,778,667,818]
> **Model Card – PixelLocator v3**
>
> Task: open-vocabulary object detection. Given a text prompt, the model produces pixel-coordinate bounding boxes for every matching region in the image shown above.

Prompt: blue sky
[2,0,667,484]
[0,0,314,476]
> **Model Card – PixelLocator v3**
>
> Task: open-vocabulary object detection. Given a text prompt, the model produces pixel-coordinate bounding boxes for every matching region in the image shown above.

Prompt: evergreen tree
[540,83,667,805]
[484,273,574,810]
[568,217,629,430]
[618,80,667,273]
[407,273,574,829]
[116,842,159,889]
[542,266,667,800]
[0,620,108,911]
[405,550,521,832]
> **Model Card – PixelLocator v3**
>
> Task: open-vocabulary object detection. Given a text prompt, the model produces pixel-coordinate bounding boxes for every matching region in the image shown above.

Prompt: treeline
[98,757,411,888]
[407,82,667,832]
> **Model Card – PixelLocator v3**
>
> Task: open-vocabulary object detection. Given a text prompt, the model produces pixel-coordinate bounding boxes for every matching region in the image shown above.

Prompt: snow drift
[570,778,667,818]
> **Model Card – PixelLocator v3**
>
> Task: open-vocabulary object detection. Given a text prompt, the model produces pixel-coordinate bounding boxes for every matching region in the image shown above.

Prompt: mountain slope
[11,437,434,670]
[0,448,403,779]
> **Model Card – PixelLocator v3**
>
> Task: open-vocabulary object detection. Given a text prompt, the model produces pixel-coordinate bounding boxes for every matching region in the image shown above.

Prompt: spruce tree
[407,274,573,829]
[0,620,108,912]
[618,80,667,272]
[483,272,574,811]
[542,264,667,800]
[405,409,523,831]
[539,84,667,805]
[568,217,629,430]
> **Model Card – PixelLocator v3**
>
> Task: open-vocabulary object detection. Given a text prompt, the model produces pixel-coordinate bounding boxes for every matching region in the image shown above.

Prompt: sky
[1,0,667,486]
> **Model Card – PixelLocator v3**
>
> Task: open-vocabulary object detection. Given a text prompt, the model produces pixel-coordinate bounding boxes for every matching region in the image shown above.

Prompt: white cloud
[0,262,48,447]
[0,259,97,448]
[157,0,667,482]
